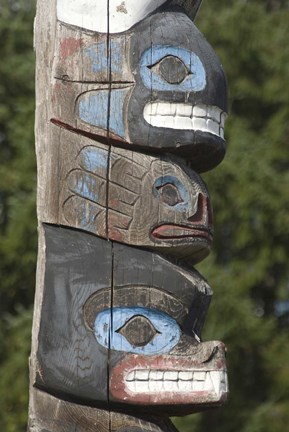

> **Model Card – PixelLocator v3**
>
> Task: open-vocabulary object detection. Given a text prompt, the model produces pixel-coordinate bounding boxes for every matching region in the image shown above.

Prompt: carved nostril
[188,193,212,225]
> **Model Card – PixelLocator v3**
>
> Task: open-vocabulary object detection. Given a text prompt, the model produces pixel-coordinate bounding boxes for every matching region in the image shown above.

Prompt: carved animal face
[60,136,213,263]
[36,225,227,416]
[128,11,228,171]
[52,8,227,171]
[84,287,228,415]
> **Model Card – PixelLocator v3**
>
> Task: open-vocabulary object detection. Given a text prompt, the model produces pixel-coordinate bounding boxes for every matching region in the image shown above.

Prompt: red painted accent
[60,37,82,59]
[108,229,124,242]
[50,119,128,144]
[110,342,227,406]
[151,193,213,242]
[151,225,212,242]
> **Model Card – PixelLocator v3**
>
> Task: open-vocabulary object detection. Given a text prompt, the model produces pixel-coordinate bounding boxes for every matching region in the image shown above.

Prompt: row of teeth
[143,103,227,138]
[125,370,227,395]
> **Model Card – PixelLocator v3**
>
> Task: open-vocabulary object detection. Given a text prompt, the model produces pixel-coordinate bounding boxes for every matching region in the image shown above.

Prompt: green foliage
[0,0,36,311]
[0,0,37,312]
[0,1,36,429]
[0,307,32,432]
[1,1,289,431]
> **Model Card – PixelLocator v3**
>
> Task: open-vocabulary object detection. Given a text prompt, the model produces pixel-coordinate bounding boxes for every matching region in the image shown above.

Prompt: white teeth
[193,105,207,117]
[194,117,207,131]
[193,380,204,391]
[143,103,227,138]
[149,371,164,381]
[194,371,206,381]
[135,370,149,381]
[179,380,192,392]
[204,373,214,392]
[125,370,228,396]
[207,119,220,136]
[164,371,178,381]
[210,371,222,395]
[179,371,194,381]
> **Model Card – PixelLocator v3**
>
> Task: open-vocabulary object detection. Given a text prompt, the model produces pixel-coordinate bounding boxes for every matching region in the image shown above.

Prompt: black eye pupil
[158,184,182,206]
[159,56,189,84]
[116,315,159,347]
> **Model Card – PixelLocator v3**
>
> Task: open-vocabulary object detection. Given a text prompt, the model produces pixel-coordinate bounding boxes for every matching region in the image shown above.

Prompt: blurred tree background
[0,0,288,431]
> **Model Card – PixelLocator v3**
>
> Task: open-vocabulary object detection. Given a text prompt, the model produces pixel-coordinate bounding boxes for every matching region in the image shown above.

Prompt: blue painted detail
[140,45,206,92]
[81,147,108,172]
[94,307,181,355]
[84,41,124,76]
[78,88,128,138]
[154,175,190,212]
[74,173,99,202]
[75,200,94,228]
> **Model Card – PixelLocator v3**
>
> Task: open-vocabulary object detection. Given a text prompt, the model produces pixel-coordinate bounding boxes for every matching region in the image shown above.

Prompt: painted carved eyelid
[156,183,183,206]
[94,307,181,355]
[140,45,206,92]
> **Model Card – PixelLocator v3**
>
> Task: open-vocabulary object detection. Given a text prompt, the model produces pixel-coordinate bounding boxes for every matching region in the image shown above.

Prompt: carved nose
[187,193,213,226]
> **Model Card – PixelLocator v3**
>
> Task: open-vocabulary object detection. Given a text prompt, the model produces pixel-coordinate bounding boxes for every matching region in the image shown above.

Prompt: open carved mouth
[151,225,213,242]
[110,347,228,410]
[125,369,227,395]
[144,103,227,139]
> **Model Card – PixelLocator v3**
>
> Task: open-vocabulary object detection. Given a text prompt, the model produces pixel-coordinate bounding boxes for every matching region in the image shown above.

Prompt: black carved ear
[170,0,202,20]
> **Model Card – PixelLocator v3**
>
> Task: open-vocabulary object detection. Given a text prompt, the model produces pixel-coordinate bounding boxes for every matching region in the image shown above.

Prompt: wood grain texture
[42,126,213,263]
[34,225,213,408]
[45,5,227,171]
[31,0,229,430]
[29,387,178,432]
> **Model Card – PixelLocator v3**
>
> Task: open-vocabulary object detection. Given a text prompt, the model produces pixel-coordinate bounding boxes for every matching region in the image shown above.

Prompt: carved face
[84,287,228,415]
[60,135,213,263]
[52,9,227,171]
[128,11,228,171]
[36,225,227,416]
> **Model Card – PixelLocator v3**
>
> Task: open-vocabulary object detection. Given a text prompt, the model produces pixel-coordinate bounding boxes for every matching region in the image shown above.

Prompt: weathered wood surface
[43,126,213,263]
[31,0,229,431]
[29,388,178,432]
[33,226,226,417]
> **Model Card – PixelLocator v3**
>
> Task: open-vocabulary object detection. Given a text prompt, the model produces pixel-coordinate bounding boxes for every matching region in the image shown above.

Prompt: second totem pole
[29,1,229,431]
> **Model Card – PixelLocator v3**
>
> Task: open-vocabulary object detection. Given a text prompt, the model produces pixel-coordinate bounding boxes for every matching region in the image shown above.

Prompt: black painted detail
[117,315,160,347]
[159,56,189,84]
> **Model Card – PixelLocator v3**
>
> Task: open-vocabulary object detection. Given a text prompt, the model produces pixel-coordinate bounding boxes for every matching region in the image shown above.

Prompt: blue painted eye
[94,307,181,355]
[154,175,190,212]
[140,45,206,92]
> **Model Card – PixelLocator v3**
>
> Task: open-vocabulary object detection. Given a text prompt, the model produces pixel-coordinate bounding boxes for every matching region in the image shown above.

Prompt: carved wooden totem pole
[29,1,228,431]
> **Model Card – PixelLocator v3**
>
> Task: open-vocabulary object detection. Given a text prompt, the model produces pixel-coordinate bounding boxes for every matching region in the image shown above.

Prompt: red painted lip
[110,343,228,408]
[151,224,213,242]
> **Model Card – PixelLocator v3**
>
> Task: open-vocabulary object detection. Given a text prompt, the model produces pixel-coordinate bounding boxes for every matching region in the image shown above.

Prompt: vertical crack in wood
[106,3,114,431]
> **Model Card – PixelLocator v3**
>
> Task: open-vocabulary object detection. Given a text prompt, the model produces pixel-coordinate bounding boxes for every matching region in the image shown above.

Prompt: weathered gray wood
[28,387,178,432]
[38,1,227,173]
[34,225,214,406]
[31,1,229,430]
[42,126,213,262]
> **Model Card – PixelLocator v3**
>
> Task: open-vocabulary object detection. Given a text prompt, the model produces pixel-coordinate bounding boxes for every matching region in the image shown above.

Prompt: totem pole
[29,1,228,431]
